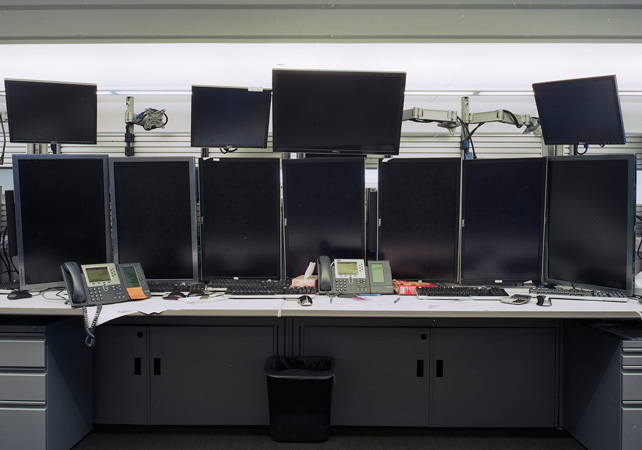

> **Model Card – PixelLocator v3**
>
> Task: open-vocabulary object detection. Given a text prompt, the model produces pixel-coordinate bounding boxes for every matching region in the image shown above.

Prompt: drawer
[0,406,46,450]
[0,373,46,402]
[622,349,642,368]
[0,337,45,368]
[622,372,642,401]
[622,407,642,450]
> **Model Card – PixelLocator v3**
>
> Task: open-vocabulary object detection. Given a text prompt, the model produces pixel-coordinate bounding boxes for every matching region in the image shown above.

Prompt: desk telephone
[61,262,151,307]
[317,256,394,295]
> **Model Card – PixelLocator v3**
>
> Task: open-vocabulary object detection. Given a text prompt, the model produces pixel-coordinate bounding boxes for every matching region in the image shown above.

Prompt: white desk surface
[1,289,642,322]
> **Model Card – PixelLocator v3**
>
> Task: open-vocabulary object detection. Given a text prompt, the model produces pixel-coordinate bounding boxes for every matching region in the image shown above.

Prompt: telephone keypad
[334,278,369,293]
[88,284,126,304]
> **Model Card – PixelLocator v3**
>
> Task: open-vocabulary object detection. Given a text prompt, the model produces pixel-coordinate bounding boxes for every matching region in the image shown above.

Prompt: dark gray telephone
[316,256,394,295]
[61,261,151,307]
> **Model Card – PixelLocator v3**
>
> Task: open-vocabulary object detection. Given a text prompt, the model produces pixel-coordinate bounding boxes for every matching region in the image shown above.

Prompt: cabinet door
[302,326,430,426]
[93,326,149,424]
[430,327,556,427]
[149,325,275,425]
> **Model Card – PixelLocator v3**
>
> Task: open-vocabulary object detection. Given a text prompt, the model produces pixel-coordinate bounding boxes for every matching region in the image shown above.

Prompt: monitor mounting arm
[461,97,540,135]
[402,107,459,135]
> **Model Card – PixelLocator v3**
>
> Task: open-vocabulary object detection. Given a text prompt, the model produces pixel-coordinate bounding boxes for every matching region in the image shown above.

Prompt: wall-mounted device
[61,262,150,308]
[317,256,393,295]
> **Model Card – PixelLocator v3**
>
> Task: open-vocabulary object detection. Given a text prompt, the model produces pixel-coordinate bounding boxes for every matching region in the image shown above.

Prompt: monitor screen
[532,75,625,146]
[12,154,111,290]
[283,158,365,278]
[190,86,272,149]
[199,158,281,280]
[4,79,97,144]
[461,158,545,284]
[110,157,198,283]
[378,158,460,281]
[272,70,406,155]
[545,154,636,295]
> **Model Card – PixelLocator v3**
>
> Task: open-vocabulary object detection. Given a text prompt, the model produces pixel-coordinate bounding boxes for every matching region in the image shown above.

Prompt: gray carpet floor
[72,426,587,450]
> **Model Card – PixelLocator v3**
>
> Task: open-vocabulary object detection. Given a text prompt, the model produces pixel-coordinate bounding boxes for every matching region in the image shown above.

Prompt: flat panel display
[545,154,636,294]
[110,157,198,282]
[378,158,460,281]
[191,86,272,149]
[4,79,97,144]
[532,75,625,146]
[199,158,281,279]
[461,158,545,284]
[283,158,365,278]
[12,154,111,290]
[272,70,406,155]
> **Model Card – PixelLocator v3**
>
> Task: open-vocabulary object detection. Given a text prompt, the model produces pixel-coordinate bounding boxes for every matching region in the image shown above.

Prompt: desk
[1,292,642,449]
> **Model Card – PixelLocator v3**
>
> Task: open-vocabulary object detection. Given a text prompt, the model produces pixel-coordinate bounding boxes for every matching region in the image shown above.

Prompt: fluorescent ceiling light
[114,90,190,96]
[406,90,475,96]
[477,91,534,96]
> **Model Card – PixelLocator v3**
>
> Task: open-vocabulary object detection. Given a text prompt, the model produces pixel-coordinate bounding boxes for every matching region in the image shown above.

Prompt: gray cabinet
[564,322,642,450]
[0,318,92,450]
[301,325,431,426]
[94,320,279,425]
[430,327,557,427]
[296,319,559,428]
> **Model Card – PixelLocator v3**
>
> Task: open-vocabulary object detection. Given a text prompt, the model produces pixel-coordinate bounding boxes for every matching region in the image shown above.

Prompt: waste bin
[264,355,335,443]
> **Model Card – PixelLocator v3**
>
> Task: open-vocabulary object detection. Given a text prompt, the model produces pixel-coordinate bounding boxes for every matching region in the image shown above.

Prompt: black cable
[219,147,238,154]
[0,114,6,165]
[503,110,523,129]
[457,117,476,159]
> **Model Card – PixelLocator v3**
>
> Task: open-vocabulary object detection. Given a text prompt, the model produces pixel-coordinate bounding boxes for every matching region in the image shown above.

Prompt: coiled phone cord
[82,304,102,348]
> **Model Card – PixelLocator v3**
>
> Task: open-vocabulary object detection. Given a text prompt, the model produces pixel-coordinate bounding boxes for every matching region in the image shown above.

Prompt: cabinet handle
[417,359,424,377]
[134,357,142,375]
[154,358,161,375]
[436,359,444,378]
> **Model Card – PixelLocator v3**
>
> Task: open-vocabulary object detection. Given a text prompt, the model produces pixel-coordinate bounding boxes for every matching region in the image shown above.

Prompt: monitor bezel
[109,156,200,284]
[272,69,406,156]
[460,157,546,285]
[543,154,636,296]
[198,157,282,280]
[190,85,272,149]
[282,157,366,278]
[12,154,111,291]
[532,74,626,146]
[4,78,98,145]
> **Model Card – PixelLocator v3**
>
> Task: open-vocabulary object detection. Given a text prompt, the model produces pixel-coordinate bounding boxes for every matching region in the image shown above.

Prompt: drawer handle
[417,359,424,377]
[436,360,444,378]
[134,357,142,375]
[154,358,161,376]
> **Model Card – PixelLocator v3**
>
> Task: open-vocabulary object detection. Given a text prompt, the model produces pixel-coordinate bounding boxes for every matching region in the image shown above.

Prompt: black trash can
[264,355,335,443]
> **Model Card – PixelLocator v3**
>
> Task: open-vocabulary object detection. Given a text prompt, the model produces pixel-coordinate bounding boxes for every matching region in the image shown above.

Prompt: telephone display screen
[370,263,385,283]
[85,267,111,283]
[121,266,140,288]
[337,261,359,276]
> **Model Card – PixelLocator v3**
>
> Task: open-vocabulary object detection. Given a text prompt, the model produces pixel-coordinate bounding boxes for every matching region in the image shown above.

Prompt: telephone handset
[61,262,151,308]
[316,256,394,295]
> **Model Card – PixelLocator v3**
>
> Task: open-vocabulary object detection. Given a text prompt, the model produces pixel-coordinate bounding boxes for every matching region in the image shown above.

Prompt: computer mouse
[7,290,32,300]
[298,295,313,306]
[536,295,552,307]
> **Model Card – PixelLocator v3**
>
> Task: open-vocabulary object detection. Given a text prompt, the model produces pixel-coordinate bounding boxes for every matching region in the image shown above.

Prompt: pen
[394,297,400,303]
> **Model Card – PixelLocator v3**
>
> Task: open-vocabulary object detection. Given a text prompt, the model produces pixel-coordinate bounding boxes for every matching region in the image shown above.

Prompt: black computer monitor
[12,154,111,290]
[545,154,636,295]
[461,158,545,285]
[378,158,460,281]
[4,79,97,145]
[272,69,406,155]
[283,158,365,278]
[110,157,199,283]
[532,75,625,146]
[199,158,281,280]
[190,86,272,149]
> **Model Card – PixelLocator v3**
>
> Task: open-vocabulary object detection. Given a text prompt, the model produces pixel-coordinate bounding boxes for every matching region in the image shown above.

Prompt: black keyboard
[416,285,509,299]
[208,279,315,297]
[0,281,20,291]
[529,287,628,302]
[148,282,206,294]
